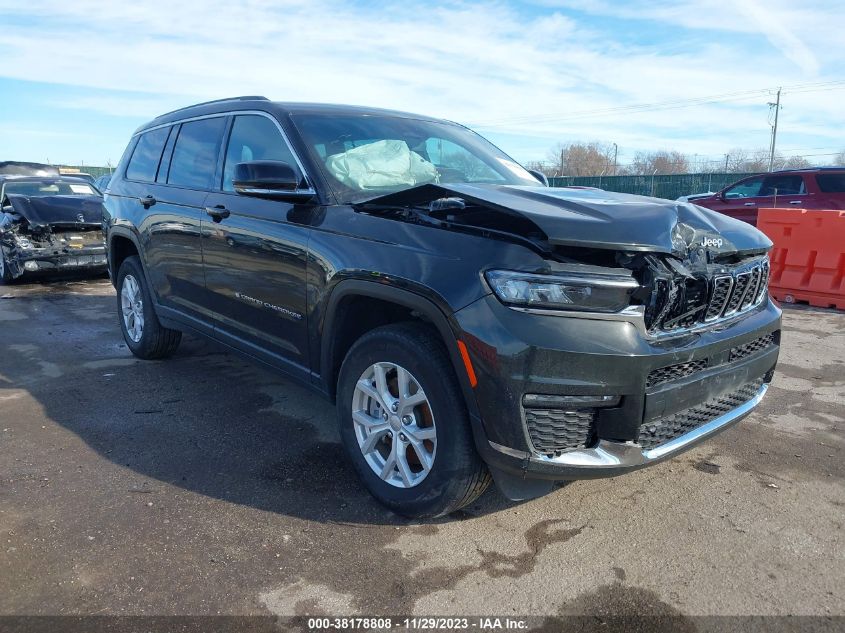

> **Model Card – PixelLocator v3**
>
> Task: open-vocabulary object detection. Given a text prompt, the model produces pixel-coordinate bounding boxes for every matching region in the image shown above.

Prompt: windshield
[291,114,538,203]
[3,180,99,198]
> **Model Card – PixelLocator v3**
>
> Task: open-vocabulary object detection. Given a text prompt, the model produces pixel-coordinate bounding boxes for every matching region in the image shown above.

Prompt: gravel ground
[0,277,843,623]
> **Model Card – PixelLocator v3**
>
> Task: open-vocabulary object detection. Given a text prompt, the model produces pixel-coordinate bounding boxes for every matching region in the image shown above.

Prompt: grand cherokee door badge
[234,291,303,320]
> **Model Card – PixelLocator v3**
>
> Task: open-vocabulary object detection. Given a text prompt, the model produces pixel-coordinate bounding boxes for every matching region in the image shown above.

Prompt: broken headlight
[485,270,639,313]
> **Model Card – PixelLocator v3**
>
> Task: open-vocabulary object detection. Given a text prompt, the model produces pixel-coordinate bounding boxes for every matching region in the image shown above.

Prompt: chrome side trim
[491,383,768,472]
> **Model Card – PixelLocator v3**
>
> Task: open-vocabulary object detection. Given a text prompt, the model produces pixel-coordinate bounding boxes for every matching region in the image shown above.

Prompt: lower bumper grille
[730,333,776,362]
[525,408,595,455]
[646,359,708,388]
[638,378,764,450]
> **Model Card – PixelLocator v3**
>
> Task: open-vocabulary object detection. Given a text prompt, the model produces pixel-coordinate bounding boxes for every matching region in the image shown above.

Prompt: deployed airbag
[326,140,437,191]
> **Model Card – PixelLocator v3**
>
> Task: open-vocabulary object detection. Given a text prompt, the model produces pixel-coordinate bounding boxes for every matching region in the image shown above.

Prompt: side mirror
[233,161,314,202]
[528,169,549,187]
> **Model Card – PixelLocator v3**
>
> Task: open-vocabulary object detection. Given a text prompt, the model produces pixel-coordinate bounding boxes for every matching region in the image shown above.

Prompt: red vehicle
[693,168,845,225]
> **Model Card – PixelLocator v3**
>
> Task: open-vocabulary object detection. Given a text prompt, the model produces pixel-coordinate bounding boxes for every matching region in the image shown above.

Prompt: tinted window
[126,127,170,182]
[167,117,226,189]
[724,176,764,199]
[760,175,804,196]
[222,115,300,191]
[816,173,845,193]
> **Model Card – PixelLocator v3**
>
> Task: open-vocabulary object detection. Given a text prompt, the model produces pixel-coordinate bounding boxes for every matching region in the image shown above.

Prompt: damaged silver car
[0,163,107,282]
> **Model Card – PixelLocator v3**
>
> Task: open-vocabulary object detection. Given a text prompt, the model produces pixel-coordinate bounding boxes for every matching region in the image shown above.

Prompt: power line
[469,80,845,128]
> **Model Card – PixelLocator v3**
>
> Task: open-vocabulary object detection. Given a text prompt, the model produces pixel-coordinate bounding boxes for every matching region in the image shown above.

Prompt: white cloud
[0,0,841,164]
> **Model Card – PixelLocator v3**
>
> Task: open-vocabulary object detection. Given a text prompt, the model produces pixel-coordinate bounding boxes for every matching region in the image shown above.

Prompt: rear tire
[116,256,181,359]
[337,323,491,518]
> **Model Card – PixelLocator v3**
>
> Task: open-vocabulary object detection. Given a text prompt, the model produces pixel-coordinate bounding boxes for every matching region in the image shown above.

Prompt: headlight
[485,269,639,313]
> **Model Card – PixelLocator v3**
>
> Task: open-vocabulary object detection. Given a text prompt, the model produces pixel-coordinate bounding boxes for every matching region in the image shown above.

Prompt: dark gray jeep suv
[104,96,781,517]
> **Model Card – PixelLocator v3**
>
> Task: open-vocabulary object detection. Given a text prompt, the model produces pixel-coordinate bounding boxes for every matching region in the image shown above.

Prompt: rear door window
[166,117,227,190]
[126,127,170,182]
[760,175,805,196]
[221,115,300,191]
[816,173,845,193]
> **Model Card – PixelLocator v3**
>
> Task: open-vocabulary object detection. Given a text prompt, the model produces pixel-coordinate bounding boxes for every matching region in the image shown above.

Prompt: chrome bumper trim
[498,383,768,472]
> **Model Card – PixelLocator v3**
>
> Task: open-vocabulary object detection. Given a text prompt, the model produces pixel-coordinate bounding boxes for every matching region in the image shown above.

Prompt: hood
[6,194,105,229]
[361,183,772,257]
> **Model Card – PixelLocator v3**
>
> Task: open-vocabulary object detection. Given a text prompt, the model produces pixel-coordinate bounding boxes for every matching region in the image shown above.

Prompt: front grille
[646,359,708,388]
[638,378,764,449]
[525,408,595,455]
[653,258,769,334]
[730,333,776,362]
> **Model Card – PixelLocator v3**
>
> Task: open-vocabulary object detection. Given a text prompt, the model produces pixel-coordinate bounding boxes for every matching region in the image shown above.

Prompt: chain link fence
[548,172,756,200]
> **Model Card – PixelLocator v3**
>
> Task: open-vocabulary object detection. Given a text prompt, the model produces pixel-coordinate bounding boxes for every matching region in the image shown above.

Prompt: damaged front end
[1,195,107,280]
[355,183,773,337]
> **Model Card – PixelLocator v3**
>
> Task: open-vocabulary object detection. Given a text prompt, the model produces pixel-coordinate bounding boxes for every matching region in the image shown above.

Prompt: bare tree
[625,150,690,175]
[546,142,615,177]
[833,150,845,166]
[781,155,812,169]
[523,160,555,177]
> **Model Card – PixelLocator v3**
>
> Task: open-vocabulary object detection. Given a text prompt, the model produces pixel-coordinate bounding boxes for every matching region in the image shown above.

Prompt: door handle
[789,200,802,205]
[205,205,231,222]
[140,194,156,208]
[743,202,756,206]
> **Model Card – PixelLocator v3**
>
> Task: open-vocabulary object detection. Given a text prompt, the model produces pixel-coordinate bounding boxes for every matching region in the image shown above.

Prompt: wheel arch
[107,227,145,288]
[319,279,480,419]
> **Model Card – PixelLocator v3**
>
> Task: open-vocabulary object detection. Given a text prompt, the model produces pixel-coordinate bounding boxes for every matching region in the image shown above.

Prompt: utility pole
[612,143,618,175]
[560,148,565,177]
[768,87,781,172]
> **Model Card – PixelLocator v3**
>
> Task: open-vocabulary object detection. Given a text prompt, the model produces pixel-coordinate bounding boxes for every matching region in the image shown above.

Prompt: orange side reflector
[456,340,478,388]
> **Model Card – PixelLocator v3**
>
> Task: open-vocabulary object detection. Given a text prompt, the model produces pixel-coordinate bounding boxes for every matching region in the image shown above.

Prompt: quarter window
[222,115,300,191]
[126,127,170,182]
[167,117,227,189]
[816,173,845,193]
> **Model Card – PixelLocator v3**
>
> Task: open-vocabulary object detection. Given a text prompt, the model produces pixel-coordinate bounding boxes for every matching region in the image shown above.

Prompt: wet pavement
[0,278,843,618]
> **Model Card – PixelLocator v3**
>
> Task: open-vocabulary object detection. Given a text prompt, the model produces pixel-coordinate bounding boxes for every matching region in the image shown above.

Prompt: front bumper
[453,293,781,494]
[8,247,107,277]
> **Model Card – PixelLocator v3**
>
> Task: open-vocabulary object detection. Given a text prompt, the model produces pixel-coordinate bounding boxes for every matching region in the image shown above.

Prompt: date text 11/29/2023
[307,617,529,630]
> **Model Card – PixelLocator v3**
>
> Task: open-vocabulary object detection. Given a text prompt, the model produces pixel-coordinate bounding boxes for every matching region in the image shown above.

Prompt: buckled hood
[361,184,773,257]
[6,194,105,229]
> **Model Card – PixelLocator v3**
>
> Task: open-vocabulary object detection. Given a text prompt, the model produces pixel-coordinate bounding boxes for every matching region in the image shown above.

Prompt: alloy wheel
[120,274,144,342]
[351,362,437,488]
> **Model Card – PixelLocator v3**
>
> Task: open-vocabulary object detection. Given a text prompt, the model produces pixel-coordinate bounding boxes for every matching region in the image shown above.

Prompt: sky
[0,0,843,169]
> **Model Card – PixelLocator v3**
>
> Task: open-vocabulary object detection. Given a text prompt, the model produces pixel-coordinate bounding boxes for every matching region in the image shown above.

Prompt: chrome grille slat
[741,266,763,309]
[756,260,770,303]
[705,275,733,321]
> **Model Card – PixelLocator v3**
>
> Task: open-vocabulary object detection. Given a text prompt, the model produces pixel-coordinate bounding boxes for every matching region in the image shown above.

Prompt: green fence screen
[59,165,114,178]
[548,172,756,200]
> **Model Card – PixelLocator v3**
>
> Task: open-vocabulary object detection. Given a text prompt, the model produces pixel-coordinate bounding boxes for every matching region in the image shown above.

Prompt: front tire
[116,256,181,359]
[337,323,491,518]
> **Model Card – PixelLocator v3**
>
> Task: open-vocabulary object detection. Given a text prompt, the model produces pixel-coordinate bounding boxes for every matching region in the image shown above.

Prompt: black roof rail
[154,96,269,120]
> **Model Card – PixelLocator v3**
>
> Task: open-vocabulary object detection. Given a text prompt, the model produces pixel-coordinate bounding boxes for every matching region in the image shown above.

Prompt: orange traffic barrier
[757,208,845,311]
